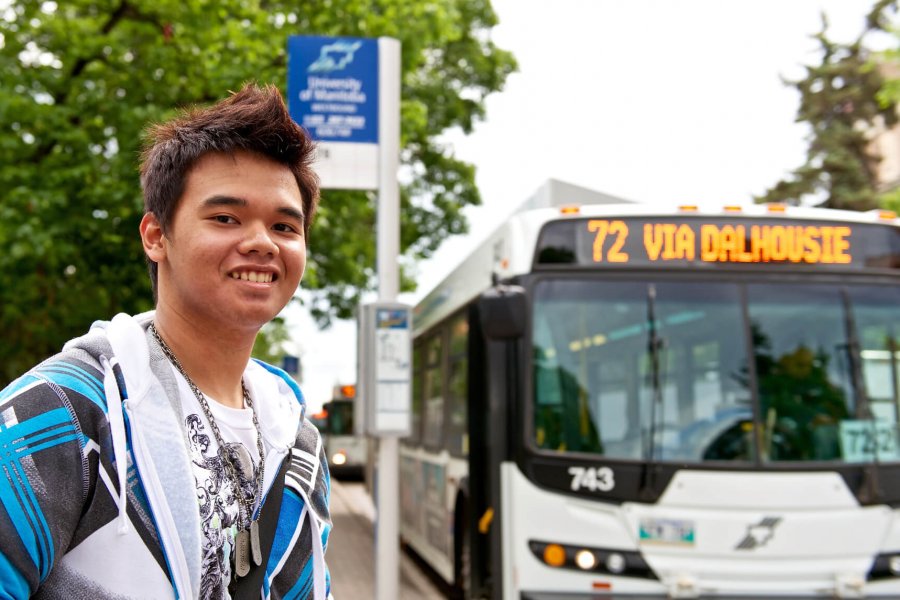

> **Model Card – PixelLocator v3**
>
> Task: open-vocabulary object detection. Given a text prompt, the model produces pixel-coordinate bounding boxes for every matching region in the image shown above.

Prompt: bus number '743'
[568,466,615,492]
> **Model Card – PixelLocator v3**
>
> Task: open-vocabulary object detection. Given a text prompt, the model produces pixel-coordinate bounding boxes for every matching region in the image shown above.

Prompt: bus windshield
[327,399,355,436]
[531,278,900,464]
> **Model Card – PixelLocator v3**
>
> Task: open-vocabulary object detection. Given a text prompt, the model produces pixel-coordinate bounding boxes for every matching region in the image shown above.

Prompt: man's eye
[274,223,300,233]
[215,215,236,224]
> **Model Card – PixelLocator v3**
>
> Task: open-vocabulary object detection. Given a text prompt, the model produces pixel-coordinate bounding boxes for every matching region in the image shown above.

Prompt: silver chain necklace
[149,323,265,578]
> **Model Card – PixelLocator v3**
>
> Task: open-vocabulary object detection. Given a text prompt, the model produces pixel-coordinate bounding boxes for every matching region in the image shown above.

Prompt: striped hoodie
[0,312,332,599]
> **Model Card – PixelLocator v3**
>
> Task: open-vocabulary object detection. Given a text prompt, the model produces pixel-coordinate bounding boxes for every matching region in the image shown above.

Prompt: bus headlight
[866,552,900,580]
[332,451,347,466]
[528,540,657,580]
[543,543,566,567]
[574,549,597,570]
[890,556,900,575]
[605,552,626,574]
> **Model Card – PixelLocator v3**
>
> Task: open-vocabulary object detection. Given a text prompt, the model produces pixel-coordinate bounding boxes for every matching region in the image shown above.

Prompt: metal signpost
[288,35,406,600]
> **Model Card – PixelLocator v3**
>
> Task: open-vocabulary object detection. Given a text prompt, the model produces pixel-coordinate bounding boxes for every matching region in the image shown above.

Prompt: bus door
[476,284,527,600]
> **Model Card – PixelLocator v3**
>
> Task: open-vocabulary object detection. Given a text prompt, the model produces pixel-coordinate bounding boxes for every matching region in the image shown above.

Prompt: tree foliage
[757,0,898,210]
[877,28,900,107]
[876,21,900,210]
[0,0,516,384]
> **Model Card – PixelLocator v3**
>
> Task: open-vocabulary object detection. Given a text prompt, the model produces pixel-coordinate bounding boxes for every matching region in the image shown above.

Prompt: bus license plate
[638,518,695,546]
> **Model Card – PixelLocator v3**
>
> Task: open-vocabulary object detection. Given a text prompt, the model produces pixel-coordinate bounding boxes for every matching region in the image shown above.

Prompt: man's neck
[152,308,256,409]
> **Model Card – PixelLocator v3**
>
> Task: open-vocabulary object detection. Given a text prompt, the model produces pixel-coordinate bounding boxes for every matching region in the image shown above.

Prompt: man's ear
[140,213,167,262]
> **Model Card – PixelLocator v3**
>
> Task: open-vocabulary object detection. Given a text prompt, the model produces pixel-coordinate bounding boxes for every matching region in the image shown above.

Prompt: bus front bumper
[522,595,859,600]
[522,594,667,600]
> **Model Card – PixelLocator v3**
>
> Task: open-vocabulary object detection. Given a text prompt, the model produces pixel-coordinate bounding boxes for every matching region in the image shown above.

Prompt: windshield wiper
[842,289,870,420]
[640,283,665,500]
[889,332,899,423]
[842,288,881,504]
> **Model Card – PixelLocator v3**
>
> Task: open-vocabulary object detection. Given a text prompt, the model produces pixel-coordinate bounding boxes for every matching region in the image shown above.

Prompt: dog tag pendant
[235,529,251,577]
[250,519,262,566]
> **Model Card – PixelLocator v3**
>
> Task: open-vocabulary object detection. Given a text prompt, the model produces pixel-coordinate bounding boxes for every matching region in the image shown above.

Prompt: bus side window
[446,313,469,456]
[409,343,424,444]
[423,334,445,449]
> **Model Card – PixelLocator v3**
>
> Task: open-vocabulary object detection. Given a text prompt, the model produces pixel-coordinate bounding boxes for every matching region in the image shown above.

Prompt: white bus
[317,385,366,479]
[398,179,900,599]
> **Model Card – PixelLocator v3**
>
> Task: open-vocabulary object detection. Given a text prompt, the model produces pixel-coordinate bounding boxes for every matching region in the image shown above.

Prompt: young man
[0,84,331,599]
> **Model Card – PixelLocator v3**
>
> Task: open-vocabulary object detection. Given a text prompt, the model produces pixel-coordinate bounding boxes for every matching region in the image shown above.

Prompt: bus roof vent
[516,179,637,212]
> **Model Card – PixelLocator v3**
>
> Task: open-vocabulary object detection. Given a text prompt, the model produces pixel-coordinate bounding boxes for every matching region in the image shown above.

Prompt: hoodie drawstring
[101,355,130,535]
[308,508,327,599]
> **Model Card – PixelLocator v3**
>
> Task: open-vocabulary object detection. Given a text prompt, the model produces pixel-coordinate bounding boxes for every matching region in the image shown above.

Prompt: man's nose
[239,223,278,255]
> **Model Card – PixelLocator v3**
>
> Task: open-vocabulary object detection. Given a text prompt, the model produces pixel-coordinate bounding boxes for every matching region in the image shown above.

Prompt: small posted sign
[357,302,412,436]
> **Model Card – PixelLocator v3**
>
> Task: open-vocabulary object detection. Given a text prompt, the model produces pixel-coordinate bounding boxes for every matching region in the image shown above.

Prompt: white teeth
[231,271,273,283]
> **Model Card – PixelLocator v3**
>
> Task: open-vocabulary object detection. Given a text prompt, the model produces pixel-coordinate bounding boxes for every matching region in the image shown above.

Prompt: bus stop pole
[375,36,401,600]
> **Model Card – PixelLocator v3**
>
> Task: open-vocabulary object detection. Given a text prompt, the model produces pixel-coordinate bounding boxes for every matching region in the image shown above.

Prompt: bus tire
[454,501,472,599]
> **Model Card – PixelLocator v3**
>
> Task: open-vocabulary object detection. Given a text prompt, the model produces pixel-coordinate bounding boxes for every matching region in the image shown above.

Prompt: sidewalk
[327,479,445,599]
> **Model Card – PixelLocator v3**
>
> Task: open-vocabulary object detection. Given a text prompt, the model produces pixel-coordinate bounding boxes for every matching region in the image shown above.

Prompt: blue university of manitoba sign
[287,35,381,189]
[287,36,379,145]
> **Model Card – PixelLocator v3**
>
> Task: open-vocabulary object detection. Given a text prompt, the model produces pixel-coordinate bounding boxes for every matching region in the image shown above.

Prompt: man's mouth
[229,270,276,283]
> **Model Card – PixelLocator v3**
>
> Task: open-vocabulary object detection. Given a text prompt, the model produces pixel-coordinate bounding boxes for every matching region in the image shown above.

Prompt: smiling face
[141,150,306,334]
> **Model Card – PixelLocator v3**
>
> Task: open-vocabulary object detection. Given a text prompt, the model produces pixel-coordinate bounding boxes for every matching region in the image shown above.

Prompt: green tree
[0,0,516,385]
[757,0,898,210]
[876,32,900,107]
[875,22,900,210]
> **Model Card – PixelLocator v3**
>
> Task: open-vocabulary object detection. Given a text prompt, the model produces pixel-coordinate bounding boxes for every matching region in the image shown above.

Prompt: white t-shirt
[173,371,262,600]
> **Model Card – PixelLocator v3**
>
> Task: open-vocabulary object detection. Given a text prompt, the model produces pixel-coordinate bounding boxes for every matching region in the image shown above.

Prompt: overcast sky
[292,0,895,411]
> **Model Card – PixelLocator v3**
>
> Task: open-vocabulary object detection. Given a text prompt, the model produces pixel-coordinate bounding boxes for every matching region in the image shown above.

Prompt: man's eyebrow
[278,206,305,223]
[202,195,246,208]
[201,195,304,222]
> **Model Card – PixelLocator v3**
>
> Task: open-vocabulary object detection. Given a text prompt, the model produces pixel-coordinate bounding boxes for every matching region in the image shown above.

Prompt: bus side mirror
[479,285,527,340]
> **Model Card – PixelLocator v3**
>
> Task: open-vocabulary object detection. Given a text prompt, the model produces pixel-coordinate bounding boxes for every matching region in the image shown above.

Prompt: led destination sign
[536,217,900,269]
[590,220,850,264]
